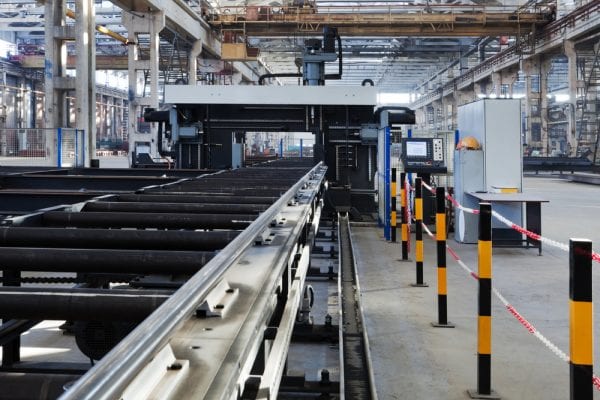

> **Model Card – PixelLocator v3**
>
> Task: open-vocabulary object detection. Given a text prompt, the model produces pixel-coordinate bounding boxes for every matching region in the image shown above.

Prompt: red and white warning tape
[420,222,600,390]
[417,180,600,262]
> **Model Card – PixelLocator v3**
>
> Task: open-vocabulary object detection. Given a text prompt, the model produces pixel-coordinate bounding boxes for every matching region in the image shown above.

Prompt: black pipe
[117,194,278,205]
[143,189,289,197]
[42,211,255,230]
[324,34,343,80]
[0,247,214,274]
[0,287,172,321]
[362,79,374,86]
[258,73,302,85]
[0,227,238,251]
[82,201,268,215]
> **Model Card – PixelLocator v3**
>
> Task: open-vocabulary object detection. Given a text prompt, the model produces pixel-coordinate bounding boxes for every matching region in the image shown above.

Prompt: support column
[501,67,519,98]
[540,56,551,156]
[474,80,489,99]
[189,39,203,86]
[75,0,96,166]
[491,71,502,97]
[522,57,541,149]
[564,40,578,156]
[44,0,74,165]
[123,11,165,164]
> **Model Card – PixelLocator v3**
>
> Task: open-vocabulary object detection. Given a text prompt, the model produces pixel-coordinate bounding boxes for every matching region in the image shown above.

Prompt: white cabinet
[454,99,523,242]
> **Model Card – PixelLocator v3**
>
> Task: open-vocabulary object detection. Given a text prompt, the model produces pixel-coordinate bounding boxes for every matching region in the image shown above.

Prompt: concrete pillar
[564,40,578,156]
[189,39,203,85]
[75,0,96,166]
[44,0,74,165]
[522,57,541,148]
[540,56,551,156]
[501,67,519,98]
[474,80,488,98]
[491,71,502,97]
[415,108,426,131]
[123,11,165,164]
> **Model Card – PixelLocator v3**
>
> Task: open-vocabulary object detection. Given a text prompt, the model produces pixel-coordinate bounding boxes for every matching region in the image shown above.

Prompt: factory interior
[0,0,599,399]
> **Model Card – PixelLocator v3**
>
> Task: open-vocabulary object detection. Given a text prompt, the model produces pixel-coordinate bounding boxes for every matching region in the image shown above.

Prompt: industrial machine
[142,28,415,218]
[400,137,447,224]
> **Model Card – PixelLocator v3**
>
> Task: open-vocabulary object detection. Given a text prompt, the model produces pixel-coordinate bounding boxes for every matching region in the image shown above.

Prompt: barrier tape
[420,222,600,390]
[421,181,479,215]
[419,180,599,262]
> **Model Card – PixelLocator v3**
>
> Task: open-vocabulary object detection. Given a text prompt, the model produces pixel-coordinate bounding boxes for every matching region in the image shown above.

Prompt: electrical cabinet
[454,99,523,243]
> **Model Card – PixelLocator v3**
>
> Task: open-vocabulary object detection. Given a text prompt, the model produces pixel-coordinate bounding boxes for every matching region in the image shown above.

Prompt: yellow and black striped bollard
[569,238,593,400]
[432,187,454,328]
[391,168,397,243]
[411,177,427,287]
[400,172,409,260]
[468,202,499,399]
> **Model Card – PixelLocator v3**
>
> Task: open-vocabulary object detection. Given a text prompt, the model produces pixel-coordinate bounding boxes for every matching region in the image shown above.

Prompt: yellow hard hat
[456,136,481,150]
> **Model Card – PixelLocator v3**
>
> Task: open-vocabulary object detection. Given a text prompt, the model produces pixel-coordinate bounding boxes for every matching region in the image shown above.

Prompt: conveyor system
[0,159,330,399]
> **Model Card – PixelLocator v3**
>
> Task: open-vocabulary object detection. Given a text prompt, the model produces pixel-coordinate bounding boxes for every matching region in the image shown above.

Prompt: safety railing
[0,128,85,168]
[387,176,599,399]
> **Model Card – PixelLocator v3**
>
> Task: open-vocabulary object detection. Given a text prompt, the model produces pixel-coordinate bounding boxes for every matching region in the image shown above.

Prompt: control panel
[401,137,447,173]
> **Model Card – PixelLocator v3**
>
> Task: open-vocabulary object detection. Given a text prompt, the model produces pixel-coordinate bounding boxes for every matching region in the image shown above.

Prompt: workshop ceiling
[0,0,541,94]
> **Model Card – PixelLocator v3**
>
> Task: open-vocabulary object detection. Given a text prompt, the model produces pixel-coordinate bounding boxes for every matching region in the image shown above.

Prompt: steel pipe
[0,248,214,274]
[0,288,171,321]
[117,194,277,204]
[60,162,326,400]
[144,189,291,197]
[42,212,255,229]
[82,202,268,214]
[0,227,237,251]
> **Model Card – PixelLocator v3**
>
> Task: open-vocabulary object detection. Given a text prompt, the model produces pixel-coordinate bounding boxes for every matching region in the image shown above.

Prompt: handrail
[411,0,600,109]
[60,162,326,400]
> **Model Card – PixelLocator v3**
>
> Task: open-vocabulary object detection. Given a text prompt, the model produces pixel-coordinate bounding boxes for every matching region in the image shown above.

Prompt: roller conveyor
[0,159,331,400]
[42,211,256,229]
[116,193,279,204]
[82,201,269,214]
[0,227,238,250]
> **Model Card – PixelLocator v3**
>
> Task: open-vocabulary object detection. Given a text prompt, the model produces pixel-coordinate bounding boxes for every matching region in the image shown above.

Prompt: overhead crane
[207,4,553,37]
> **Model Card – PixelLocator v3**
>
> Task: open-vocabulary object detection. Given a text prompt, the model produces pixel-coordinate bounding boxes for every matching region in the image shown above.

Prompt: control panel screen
[406,141,428,157]
[401,137,446,172]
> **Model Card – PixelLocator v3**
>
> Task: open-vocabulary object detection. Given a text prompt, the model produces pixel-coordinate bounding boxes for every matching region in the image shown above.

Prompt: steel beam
[0,248,214,274]
[0,288,171,321]
[0,227,237,251]
[42,211,255,229]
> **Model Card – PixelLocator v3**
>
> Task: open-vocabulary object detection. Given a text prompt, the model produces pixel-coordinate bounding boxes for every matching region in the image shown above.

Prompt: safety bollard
[432,187,454,328]
[468,202,499,399]
[569,239,593,400]
[411,177,427,287]
[391,168,397,243]
[400,172,409,260]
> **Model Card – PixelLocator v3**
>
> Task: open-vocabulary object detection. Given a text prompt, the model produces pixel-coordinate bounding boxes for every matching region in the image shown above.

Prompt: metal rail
[60,162,326,400]
[338,214,375,399]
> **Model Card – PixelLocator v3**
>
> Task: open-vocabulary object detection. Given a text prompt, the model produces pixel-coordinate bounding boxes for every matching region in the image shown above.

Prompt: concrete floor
[352,176,600,400]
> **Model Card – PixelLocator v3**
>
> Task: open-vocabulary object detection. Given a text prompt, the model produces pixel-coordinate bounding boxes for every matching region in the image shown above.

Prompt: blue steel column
[384,126,391,241]
[57,127,62,168]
